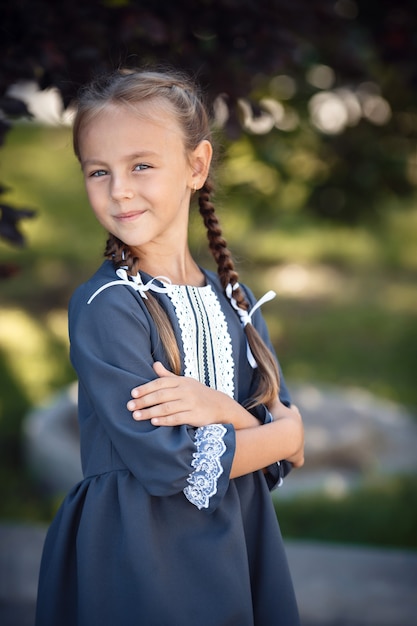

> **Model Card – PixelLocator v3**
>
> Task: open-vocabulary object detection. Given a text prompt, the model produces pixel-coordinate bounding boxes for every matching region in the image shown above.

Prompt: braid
[198,180,280,409]
[198,179,241,298]
[104,235,181,375]
[74,67,279,404]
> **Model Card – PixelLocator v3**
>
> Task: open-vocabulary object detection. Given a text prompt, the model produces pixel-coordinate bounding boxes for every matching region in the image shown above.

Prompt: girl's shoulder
[70,260,119,304]
[69,260,150,320]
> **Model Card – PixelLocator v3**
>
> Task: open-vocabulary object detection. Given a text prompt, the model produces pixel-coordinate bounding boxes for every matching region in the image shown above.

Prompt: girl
[36,67,304,626]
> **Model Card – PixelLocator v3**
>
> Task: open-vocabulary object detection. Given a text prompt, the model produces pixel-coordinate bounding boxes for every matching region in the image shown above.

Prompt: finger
[153,361,175,378]
[127,386,179,412]
[150,408,192,427]
[132,400,187,423]
[130,375,178,399]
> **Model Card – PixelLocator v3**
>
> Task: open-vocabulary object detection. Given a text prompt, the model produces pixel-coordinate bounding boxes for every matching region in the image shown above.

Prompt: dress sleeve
[69,283,235,512]
[241,283,294,488]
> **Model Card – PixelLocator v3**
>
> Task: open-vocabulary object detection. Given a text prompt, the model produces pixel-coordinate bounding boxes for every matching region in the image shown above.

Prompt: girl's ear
[189,140,213,190]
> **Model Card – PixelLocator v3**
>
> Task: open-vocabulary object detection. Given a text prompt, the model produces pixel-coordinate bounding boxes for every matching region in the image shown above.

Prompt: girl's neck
[137,250,205,287]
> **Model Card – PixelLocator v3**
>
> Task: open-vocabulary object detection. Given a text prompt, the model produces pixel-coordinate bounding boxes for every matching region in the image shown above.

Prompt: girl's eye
[89,169,107,178]
[134,164,150,172]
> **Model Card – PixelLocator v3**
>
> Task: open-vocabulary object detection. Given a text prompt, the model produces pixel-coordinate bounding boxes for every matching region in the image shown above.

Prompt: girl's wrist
[231,405,261,430]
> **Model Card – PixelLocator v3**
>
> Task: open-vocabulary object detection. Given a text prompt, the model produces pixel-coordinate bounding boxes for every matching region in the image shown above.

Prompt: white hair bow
[225,282,276,367]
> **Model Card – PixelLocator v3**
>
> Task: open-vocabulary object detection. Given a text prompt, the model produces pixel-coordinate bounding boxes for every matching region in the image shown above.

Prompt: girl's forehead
[78,100,187,158]
[97,100,181,130]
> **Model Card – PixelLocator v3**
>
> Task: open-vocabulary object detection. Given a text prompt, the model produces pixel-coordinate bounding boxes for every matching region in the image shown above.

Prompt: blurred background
[1,0,416,564]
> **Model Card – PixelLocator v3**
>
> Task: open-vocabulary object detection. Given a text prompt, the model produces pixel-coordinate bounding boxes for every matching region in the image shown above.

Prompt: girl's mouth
[115,210,146,222]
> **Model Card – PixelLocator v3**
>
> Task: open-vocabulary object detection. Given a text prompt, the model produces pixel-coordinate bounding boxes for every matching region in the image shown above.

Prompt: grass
[274,474,417,550]
[1,122,416,546]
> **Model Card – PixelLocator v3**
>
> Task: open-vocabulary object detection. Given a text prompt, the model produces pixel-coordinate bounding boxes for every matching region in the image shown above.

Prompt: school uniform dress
[35,260,300,626]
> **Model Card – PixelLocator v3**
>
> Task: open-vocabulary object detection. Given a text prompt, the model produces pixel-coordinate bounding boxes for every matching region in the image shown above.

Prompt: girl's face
[78,103,208,257]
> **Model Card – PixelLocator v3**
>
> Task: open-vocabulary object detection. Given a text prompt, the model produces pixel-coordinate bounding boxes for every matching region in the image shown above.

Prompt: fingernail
[127,401,135,410]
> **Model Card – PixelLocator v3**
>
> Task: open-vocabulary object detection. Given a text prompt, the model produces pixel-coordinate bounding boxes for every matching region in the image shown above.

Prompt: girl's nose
[110,177,134,201]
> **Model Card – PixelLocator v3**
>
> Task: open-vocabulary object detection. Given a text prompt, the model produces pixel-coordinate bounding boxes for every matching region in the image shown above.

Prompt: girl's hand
[265,398,305,468]
[127,361,258,429]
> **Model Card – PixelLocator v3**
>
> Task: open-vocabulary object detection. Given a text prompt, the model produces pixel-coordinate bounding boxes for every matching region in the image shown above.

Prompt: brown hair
[73,68,279,408]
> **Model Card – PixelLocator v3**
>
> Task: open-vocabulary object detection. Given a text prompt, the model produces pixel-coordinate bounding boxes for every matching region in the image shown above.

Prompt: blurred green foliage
[1,0,417,542]
[0,122,416,547]
[1,0,417,232]
[275,474,417,549]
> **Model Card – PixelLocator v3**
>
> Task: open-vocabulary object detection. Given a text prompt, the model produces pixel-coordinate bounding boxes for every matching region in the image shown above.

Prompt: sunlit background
[1,0,416,549]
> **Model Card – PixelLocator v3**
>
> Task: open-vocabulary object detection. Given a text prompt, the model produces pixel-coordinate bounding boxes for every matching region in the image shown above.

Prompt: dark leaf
[0,263,21,279]
[0,96,32,118]
[0,204,37,247]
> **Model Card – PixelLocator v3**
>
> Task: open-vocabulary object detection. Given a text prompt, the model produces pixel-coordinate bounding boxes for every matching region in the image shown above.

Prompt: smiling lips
[114,210,146,222]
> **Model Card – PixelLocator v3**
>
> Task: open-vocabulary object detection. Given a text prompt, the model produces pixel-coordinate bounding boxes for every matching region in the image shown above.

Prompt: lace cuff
[183,424,227,510]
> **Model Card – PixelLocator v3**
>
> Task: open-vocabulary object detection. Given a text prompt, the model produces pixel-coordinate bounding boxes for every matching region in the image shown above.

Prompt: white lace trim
[183,424,227,510]
[166,284,234,398]
[167,284,200,384]
[165,284,233,509]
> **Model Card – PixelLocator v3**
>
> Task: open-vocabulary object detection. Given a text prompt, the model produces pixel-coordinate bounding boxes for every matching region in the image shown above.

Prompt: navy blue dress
[35,260,300,626]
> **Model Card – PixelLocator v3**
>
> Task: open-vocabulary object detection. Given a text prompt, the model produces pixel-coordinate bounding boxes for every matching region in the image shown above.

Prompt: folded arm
[128,361,304,479]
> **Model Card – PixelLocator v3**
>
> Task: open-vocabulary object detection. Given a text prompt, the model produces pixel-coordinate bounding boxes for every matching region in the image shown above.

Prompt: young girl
[36,67,304,626]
